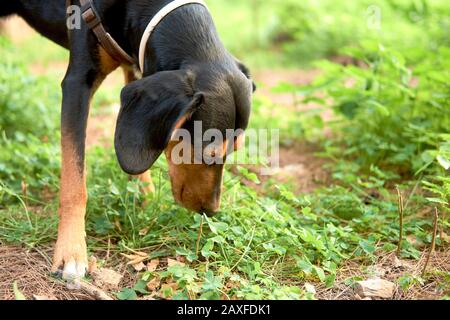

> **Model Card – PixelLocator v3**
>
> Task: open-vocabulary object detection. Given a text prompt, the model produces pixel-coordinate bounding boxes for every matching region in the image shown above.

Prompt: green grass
[0,0,449,300]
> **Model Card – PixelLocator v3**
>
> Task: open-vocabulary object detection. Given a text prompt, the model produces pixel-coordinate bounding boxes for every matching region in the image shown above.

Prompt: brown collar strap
[79,0,135,66]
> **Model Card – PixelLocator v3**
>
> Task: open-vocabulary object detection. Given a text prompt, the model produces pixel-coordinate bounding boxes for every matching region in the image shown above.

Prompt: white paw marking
[62,260,87,281]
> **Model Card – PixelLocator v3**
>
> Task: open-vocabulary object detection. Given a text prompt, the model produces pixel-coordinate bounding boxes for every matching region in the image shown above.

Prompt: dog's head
[114,59,254,215]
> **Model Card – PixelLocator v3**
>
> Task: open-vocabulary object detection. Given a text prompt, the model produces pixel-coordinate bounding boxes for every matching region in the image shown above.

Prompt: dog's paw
[52,235,88,281]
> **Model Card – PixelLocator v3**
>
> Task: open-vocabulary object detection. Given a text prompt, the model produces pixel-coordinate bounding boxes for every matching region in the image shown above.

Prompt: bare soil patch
[273,142,330,194]
[236,142,330,196]
[0,245,92,300]
[0,245,144,300]
[2,244,447,300]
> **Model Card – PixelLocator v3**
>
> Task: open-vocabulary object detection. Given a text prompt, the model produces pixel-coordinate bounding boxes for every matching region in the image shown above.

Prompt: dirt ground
[1,17,448,300]
[1,245,448,300]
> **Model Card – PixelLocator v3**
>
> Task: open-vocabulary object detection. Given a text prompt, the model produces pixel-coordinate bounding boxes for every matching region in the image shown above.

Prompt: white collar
[138,0,209,73]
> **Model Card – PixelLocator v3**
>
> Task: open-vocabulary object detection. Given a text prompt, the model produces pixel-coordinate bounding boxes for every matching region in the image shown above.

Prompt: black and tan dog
[1,0,254,279]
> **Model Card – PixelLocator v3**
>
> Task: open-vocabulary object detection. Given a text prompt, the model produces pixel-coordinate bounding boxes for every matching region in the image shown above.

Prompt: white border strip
[138,0,208,73]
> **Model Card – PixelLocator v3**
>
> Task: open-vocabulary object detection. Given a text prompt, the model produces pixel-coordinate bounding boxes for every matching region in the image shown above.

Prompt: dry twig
[422,208,439,277]
[73,279,114,300]
[196,215,204,256]
[396,186,404,256]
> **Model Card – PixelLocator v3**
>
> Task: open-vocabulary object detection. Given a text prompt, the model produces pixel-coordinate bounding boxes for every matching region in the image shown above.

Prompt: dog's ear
[115,70,204,175]
[235,60,256,93]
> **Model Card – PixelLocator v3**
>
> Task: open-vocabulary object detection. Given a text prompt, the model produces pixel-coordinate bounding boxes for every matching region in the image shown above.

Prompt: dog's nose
[200,206,219,217]
[199,199,220,216]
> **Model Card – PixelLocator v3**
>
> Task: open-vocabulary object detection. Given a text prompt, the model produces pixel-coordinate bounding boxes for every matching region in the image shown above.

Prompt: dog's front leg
[51,73,93,280]
[51,45,106,279]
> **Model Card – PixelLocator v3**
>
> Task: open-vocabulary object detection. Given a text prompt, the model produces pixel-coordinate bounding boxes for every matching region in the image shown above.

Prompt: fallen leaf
[167,258,185,267]
[134,251,148,257]
[132,261,146,272]
[146,277,161,291]
[121,251,148,260]
[159,282,179,299]
[147,259,159,272]
[121,253,149,268]
[120,253,135,260]
[166,282,178,290]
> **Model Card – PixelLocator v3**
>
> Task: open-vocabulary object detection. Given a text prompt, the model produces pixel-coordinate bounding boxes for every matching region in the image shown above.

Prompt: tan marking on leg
[52,139,88,273]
